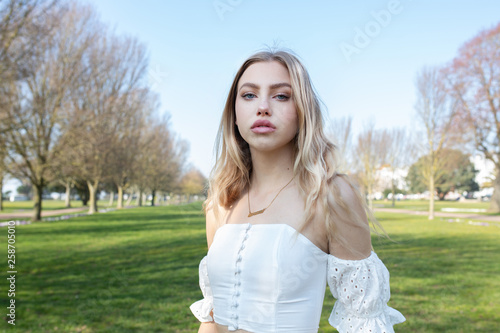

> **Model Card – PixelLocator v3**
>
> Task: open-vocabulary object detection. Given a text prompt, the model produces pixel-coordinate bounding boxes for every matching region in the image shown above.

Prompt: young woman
[190,50,405,333]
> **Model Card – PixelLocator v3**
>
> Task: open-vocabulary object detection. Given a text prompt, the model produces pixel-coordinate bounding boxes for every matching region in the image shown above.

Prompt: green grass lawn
[0,203,498,332]
[374,199,494,214]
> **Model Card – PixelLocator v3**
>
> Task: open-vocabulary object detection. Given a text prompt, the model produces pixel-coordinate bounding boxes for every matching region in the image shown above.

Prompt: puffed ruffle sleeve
[327,252,405,333]
[189,256,214,322]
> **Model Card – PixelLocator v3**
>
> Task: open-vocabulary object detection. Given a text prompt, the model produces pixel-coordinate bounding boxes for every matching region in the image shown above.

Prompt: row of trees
[330,22,500,217]
[0,1,205,220]
[1,2,497,220]
[330,116,482,219]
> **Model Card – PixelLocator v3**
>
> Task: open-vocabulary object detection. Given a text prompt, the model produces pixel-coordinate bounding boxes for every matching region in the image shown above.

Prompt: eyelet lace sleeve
[327,251,405,333]
[189,256,214,322]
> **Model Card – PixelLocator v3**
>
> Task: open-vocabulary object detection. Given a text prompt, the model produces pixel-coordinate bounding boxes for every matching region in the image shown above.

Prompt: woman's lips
[251,126,276,134]
[251,120,276,133]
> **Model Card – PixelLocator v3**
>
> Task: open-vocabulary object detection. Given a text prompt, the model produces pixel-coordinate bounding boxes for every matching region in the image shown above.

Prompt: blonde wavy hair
[205,49,381,248]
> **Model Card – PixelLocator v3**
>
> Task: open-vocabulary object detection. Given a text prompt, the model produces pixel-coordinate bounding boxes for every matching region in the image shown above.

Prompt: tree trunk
[391,178,396,207]
[488,171,500,213]
[108,191,114,206]
[65,182,71,208]
[137,190,143,207]
[117,186,124,209]
[87,180,99,214]
[151,189,156,207]
[429,174,435,220]
[125,190,133,206]
[32,183,43,221]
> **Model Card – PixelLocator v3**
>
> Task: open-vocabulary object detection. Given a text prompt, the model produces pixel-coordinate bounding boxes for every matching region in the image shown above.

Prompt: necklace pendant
[248,208,266,217]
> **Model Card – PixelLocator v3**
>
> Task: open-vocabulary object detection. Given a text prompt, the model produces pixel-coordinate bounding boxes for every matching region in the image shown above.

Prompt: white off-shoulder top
[190,223,405,333]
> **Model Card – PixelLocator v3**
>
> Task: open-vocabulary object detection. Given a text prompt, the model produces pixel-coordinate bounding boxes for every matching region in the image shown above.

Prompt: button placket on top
[229,223,251,330]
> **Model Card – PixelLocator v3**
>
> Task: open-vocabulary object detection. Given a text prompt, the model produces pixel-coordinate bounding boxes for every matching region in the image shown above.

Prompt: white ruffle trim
[190,299,213,322]
[329,302,405,333]
[190,256,214,322]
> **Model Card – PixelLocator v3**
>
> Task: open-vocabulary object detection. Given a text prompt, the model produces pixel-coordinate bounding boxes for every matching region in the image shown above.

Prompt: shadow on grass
[1,203,206,333]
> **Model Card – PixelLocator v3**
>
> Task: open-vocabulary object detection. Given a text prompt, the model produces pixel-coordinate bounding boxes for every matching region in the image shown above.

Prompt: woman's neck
[249,146,295,194]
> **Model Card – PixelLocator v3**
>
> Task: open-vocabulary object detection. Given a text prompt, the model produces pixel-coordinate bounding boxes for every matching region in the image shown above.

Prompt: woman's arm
[328,176,372,259]
[198,320,216,333]
[326,177,406,332]
[206,208,218,249]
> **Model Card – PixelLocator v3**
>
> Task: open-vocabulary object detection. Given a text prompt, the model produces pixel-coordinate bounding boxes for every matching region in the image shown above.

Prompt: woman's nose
[257,100,271,116]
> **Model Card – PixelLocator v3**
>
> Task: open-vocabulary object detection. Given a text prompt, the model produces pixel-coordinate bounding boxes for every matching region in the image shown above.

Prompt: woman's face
[235,61,298,154]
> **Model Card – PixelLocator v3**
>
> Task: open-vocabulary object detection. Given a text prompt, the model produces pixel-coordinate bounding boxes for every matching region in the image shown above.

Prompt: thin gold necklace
[247,176,295,217]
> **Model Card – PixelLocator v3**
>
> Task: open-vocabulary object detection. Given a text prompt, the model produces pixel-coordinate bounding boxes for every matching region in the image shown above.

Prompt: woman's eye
[242,93,256,99]
[275,94,289,101]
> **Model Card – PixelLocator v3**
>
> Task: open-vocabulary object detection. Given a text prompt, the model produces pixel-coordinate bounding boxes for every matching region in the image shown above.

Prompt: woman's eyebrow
[269,82,292,90]
[239,82,259,92]
[238,82,291,92]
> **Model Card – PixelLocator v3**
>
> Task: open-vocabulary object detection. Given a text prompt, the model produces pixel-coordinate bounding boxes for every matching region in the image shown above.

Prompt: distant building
[375,165,409,193]
[9,194,29,202]
[471,154,495,188]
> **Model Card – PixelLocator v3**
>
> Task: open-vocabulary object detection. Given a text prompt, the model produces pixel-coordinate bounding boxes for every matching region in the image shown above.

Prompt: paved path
[375,207,500,222]
[0,207,88,220]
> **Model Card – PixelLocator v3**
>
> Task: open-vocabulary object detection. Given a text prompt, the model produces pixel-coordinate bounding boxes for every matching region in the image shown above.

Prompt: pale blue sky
[5,0,500,193]
[89,0,500,177]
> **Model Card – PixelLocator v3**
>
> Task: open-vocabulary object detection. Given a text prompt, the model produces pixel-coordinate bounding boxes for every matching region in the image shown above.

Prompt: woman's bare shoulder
[205,204,230,249]
[329,174,366,216]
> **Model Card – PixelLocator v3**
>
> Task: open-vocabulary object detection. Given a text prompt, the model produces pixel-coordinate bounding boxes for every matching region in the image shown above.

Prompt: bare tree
[50,140,81,208]
[354,123,390,210]
[134,114,188,207]
[0,0,55,211]
[1,3,97,221]
[0,0,57,91]
[385,127,414,207]
[444,23,500,212]
[64,30,149,214]
[108,90,154,209]
[414,66,458,220]
[180,167,207,202]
